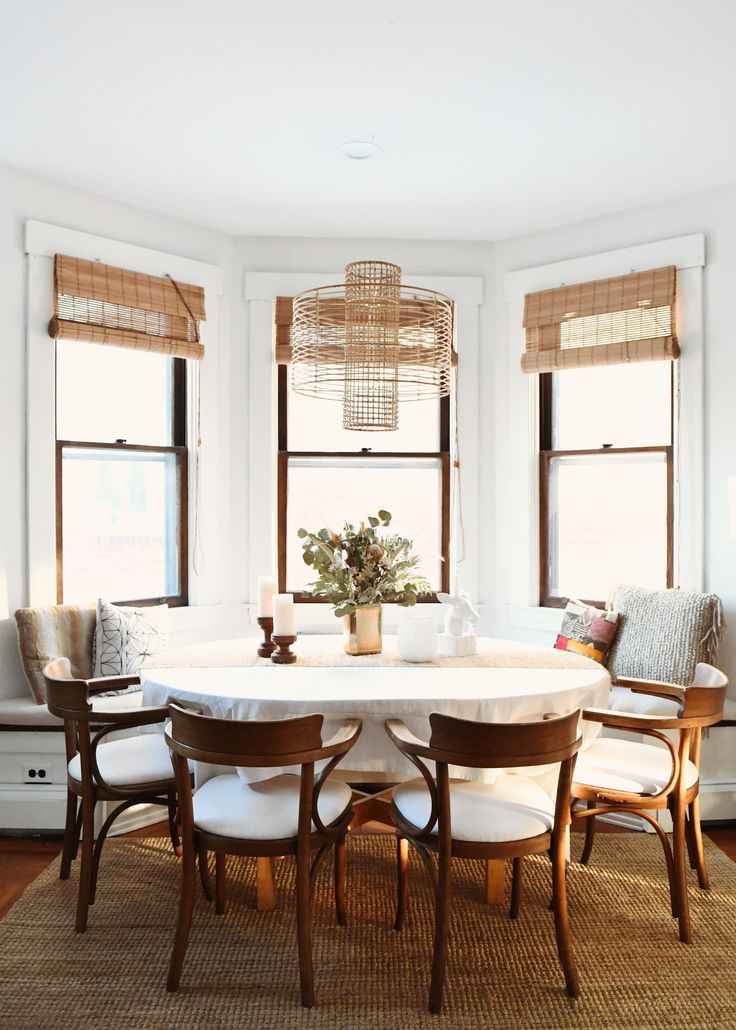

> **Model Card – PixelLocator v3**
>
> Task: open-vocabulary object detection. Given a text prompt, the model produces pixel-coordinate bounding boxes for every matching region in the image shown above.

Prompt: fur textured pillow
[14,605,96,704]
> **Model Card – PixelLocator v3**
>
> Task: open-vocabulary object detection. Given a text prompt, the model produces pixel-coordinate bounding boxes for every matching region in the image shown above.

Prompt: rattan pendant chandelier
[291,260,453,431]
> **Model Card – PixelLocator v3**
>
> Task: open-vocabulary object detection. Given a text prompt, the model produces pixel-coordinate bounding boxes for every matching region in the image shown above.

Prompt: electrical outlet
[23,764,52,784]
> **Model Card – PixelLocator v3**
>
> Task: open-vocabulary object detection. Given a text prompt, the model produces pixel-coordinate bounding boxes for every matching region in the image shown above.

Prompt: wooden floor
[1,821,734,922]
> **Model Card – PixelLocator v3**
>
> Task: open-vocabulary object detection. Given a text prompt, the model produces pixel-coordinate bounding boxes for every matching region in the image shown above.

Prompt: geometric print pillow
[93,599,169,684]
[554,599,619,665]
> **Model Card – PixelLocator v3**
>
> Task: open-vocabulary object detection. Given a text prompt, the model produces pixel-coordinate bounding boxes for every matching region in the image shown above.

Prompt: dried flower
[297,510,430,618]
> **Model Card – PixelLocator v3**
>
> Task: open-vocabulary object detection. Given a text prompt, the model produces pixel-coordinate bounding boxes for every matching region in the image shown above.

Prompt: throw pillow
[554,600,619,665]
[604,584,724,686]
[93,600,169,681]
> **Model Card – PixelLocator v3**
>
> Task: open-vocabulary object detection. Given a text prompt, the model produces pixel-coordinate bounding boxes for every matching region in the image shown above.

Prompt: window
[539,361,674,606]
[55,339,188,606]
[277,366,450,599]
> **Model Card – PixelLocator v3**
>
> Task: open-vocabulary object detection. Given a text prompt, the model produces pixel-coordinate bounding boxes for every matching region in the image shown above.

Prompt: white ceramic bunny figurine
[437,582,479,656]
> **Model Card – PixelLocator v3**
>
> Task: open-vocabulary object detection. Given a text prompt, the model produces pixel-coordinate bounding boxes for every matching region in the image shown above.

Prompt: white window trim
[500,233,705,637]
[24,220,224,629]
[244,271,483,633]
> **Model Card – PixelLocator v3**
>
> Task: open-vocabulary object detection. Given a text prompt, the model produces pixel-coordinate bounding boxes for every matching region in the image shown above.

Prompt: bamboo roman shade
[521,265,678,373]
[49,254,206,360]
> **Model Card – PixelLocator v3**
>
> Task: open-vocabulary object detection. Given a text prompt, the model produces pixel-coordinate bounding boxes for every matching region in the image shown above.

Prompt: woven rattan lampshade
[291,261,453,431]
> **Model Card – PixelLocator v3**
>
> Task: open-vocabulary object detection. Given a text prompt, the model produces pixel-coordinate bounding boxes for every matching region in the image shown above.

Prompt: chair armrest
[88,704,171,727]
[614,676,685,702]
[87,675,141,695]
[583,706,683,730]
[385,719,431,754]
[321,718,362,753]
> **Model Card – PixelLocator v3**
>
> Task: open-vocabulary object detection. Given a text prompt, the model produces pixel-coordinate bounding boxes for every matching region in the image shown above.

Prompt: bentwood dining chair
[165,704,362,1007]
[43,658,179,933]
[385,710,581,1014]
[571,663,727,944]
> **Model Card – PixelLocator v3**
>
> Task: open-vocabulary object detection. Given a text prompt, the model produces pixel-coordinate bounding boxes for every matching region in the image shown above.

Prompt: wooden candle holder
[257,617,276,658]
[271,634,297,665]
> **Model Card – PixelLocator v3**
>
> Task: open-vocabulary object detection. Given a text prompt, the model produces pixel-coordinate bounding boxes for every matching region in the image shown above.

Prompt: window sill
[505,605,565,635]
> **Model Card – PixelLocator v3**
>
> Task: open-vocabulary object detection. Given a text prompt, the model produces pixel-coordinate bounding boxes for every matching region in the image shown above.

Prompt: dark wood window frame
[277,365,451,601]
[55,357,189,607]
[538,369,674,609]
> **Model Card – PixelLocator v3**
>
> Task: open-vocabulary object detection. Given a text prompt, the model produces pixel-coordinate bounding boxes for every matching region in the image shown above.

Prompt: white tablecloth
[141,664,610,787]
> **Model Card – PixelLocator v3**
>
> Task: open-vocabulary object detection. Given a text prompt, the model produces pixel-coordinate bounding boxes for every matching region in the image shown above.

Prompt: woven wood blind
[521,265,678,374]
[48,254,206,360]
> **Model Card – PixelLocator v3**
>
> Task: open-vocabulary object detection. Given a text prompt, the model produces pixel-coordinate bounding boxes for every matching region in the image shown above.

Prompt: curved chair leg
[510,856,523,919]
[428,843,452,1015]
[295,842,315,1008]
[197,843,214,902]
[394,835,409,932]
[671,799,692,944]
[167,792,181,857]
[75,793,96,933]
[167,836,197,992]
[687,795,710,890]
[579,801,597,865]
[59,791,78,881]
[215,853,227,915]
[334,836,347,927]
[550,843,579,998]
[89,798,141,904]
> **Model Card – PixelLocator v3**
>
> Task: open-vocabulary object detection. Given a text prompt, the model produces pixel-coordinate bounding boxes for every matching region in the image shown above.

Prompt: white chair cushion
[392,772,555,843]
[608,686,680,717]
[68,732,174,787]
[192,773,353,840]
[573,736,698,795]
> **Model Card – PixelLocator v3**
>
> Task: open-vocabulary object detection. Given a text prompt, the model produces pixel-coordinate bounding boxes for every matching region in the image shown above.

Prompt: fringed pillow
[604,584,724,686]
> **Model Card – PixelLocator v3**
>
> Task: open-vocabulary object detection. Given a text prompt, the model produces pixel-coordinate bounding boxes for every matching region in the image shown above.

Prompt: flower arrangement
[298,510,430,618]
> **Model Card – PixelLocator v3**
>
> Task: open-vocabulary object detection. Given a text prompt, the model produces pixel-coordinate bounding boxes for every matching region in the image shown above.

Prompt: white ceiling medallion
[340,139,381,161]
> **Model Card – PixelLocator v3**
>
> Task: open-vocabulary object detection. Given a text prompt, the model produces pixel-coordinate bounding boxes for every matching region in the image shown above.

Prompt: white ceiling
[2,0,736,241]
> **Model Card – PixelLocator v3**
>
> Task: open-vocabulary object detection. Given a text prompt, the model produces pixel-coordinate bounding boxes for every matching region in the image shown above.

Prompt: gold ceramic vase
[343,604,383,656]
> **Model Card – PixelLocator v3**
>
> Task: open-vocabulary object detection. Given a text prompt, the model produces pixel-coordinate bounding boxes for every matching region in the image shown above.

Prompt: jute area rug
[1,834,734,1029]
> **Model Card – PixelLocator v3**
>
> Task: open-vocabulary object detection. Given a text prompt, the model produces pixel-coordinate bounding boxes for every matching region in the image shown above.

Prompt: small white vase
[397,608,438,662]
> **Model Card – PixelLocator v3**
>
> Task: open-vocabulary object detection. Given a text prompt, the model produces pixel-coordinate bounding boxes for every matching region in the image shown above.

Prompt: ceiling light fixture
[340,139,381,160]
[291,261,453,431]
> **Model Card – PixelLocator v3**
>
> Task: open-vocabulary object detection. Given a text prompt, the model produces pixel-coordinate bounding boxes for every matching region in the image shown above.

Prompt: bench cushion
[0,691,144,728]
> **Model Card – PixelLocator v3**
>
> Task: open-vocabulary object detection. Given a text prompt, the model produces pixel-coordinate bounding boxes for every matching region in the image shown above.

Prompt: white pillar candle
[258,576,278,617]
[272,593,295,636]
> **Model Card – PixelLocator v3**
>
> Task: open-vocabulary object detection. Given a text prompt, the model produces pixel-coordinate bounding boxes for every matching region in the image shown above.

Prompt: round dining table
[140,636,610,909]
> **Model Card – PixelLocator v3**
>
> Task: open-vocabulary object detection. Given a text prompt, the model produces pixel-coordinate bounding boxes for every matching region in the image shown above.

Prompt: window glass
[552,362,671,450]
[286,457,442,592]
[287,386,439,452]
[56,339,173,445]
[546,451,668,601]
[60,447,180,603]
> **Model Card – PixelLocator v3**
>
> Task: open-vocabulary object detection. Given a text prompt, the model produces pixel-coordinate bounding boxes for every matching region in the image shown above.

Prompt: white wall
[488,182,736,692]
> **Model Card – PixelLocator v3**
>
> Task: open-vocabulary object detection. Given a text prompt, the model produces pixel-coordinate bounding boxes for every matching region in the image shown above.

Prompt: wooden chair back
[681,683,727,725]
[166,704,328,768]
[428,709,581,769]
[43,657,93,720]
